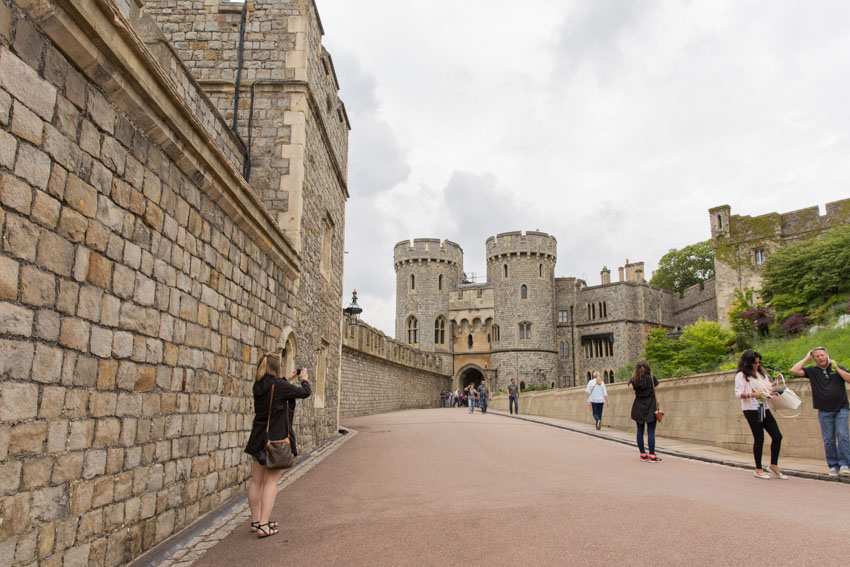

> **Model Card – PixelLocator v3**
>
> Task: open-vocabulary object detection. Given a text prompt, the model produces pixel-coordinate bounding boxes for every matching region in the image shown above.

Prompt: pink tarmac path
[183,409,849,567]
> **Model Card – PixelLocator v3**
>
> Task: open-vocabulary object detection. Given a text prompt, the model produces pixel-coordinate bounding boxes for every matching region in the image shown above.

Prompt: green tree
[674,320,734,374]
[649,240,715,294]
[761,225,850,320]
[643,328,682,378]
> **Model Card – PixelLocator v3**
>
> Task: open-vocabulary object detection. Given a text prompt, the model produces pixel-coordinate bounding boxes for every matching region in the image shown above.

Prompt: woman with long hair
[630,361,662,462]
[586,370,609,430]
[734,349,786,479]
[244,352,312,537]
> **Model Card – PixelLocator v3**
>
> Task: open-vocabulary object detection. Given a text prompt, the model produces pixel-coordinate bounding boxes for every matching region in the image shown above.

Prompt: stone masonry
[710,199,850,325]
[340,321,450,419]
[0,1,348,566]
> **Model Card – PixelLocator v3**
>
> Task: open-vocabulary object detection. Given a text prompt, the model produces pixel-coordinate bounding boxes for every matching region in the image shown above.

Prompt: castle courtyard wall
[340,322,451,418]
[490,373,827,460]
[0,1,344,565]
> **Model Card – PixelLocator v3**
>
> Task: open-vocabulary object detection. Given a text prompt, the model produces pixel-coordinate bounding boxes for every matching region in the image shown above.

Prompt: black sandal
[256,522,279,538]
[251,520,278,532]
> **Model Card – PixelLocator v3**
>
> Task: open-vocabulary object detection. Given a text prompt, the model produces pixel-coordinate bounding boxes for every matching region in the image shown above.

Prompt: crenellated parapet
[485,230,557,263]
[393,238,464,269]
[343,320,445,374]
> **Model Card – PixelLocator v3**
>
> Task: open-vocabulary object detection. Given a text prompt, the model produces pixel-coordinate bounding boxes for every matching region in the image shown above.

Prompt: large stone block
[0,255,17,300]
[0,338,34,381]
[37,230,74,277]
[21,456,53,490]
[3,212,40,261]
[0,172,33,215]
[20,265,56,307]
[14,142,51,189]
[32,189,62,228]
[59,317,90,352]
[11,99,44,146]
[32,344,63,384]
[0,300,33,336]
[0,46,57,121]
[65,174,98,219]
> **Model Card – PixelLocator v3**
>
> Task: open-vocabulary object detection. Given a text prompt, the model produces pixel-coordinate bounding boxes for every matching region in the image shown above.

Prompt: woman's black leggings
[743,409,782,469]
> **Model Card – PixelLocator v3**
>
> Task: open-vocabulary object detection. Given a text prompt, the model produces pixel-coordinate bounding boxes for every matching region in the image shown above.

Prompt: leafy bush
[761,225,850,320]
[779,313,812,335]
[614,362,635,382]
[643,321,734,377]
[521,383,551,393]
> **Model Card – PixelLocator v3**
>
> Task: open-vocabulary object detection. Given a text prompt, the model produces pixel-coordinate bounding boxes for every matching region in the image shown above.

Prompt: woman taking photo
[734,350,786,480]
[586,371,609,430]
[244,352,312,538]
[630,361,662,462]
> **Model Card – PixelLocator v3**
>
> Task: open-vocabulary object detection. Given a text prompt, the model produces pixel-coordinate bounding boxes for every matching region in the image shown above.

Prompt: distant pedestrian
[454,388,461,407]
[735,350,786,480]
[508,378,520,415]
[440,389,448,408]
[464,383,478,413]
[629,360,662,462]
[478,381,491,413]
[790,347,850,476]
[586,370,609,430]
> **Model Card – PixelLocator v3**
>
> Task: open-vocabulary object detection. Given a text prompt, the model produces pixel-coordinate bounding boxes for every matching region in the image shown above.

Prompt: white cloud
[320,0,850,335]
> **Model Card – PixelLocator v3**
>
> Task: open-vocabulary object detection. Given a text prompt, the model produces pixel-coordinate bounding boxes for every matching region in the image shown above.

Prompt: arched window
[587,304,591,320]
[467,334,473,348]
[492,325,500,342]
[410,274,415,290]
[406,316,418,345]
[608,369,615,384]
[592,304,596,319]
[717,214,722,229]
[438,274,443,290]
[520,285,528,299]
[539,264,543,277]
[559,341,569,358]
[603,302,607,318]
[434,317,445,345]
[504,264,508,278]
[519,322,531,340]
[586,371,592,382]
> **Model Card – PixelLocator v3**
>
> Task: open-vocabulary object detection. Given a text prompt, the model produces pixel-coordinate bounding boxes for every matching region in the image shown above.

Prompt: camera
[296,368,302,375]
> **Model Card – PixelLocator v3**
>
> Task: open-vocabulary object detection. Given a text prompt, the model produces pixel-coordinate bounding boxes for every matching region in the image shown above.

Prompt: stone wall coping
[24,0,301,279]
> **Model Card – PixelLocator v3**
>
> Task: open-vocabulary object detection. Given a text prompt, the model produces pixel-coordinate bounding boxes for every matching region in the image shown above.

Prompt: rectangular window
[558,310,569,324]
[315,343,327,409]
[754,249,765,266]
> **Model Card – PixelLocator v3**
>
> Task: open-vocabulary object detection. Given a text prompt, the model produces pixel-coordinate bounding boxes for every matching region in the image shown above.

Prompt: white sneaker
[828,468,839,477]
[839,466,850,477]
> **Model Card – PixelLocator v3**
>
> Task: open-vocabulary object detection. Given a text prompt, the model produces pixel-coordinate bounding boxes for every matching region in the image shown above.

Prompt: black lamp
[343,290,362,326]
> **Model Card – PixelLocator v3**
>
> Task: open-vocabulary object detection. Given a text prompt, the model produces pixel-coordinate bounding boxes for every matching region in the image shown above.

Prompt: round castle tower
[486,231,558,390]
[393,239,464,360]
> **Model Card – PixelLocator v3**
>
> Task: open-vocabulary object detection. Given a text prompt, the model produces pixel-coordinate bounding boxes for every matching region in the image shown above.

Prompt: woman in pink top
[734,350,786,480]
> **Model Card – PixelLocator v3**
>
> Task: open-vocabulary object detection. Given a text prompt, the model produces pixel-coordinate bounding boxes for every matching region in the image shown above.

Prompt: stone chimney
[601,266,611,285]
[618,267,624,282]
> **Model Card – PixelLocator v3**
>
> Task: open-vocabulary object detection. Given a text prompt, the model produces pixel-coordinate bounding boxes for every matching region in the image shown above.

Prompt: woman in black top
[244,352,312,538]
[630,360,662,462]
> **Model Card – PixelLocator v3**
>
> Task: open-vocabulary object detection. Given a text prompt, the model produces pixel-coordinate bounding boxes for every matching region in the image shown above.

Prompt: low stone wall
[491,371,829,461]
[340,321,451,419]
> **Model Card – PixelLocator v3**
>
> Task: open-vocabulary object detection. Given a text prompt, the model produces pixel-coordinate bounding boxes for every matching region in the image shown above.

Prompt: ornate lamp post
[343,290,362,326]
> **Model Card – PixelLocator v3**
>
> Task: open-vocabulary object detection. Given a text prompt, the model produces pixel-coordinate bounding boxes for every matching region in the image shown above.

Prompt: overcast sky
[318,0,850,336]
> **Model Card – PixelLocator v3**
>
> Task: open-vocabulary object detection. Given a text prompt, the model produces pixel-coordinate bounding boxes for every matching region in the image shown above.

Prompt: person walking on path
[465,383,478,413]
[790,347,850,476]
[478,381,491,414]
[508,378,520,415]
[735,350,786,480]
[586,371,609,430]
[454,388,461,407]
[243,353,312,538]
[629,361,662,462]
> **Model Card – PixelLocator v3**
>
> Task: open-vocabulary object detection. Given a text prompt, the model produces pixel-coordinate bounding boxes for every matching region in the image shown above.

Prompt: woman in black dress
[244,352,311,538]
[630,360,661,462]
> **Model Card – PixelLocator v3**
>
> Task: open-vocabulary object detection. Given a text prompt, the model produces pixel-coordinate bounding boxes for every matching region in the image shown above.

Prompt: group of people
[735,345,850,479]
[240,343,849,540]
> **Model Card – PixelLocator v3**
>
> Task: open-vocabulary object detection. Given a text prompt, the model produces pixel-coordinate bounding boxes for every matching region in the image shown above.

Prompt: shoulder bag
[649,375,664,423]
[767,373,802,416]
[265,383,294,470]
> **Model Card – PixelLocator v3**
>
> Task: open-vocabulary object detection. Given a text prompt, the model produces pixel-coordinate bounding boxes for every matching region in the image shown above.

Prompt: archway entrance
[459,367,484,390]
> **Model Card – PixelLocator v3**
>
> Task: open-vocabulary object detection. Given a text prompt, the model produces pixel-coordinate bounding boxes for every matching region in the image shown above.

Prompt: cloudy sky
[318,0,850,336]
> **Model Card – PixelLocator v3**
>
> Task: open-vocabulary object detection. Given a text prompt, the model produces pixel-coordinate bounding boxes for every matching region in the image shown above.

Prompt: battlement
[711,198,850,243]
[485,230,557,261]
[393,238,464,268]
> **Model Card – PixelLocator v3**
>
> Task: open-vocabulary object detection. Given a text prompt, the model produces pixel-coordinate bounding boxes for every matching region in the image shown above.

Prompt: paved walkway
[132,409,850,567]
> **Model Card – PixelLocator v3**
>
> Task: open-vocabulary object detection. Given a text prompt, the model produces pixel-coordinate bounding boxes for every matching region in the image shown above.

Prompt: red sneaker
[639,453,649,462]
[649,455,663,463]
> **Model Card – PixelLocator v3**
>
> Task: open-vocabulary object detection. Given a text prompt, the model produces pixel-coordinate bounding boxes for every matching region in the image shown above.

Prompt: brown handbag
[264,384,294,470]
[649,374,664,423]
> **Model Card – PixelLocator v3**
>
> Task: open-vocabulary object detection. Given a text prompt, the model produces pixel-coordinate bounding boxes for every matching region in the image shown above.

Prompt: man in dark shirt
[508,378,519,415]
[791,347,850,476]
[477,382,491,414]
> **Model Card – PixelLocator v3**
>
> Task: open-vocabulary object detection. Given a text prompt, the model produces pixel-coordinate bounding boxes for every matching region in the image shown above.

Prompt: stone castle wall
[672,277,716,328]
[340,321,450,418]
[0,1,346,566]
[490,371,829,460]
[710,200,850,324]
